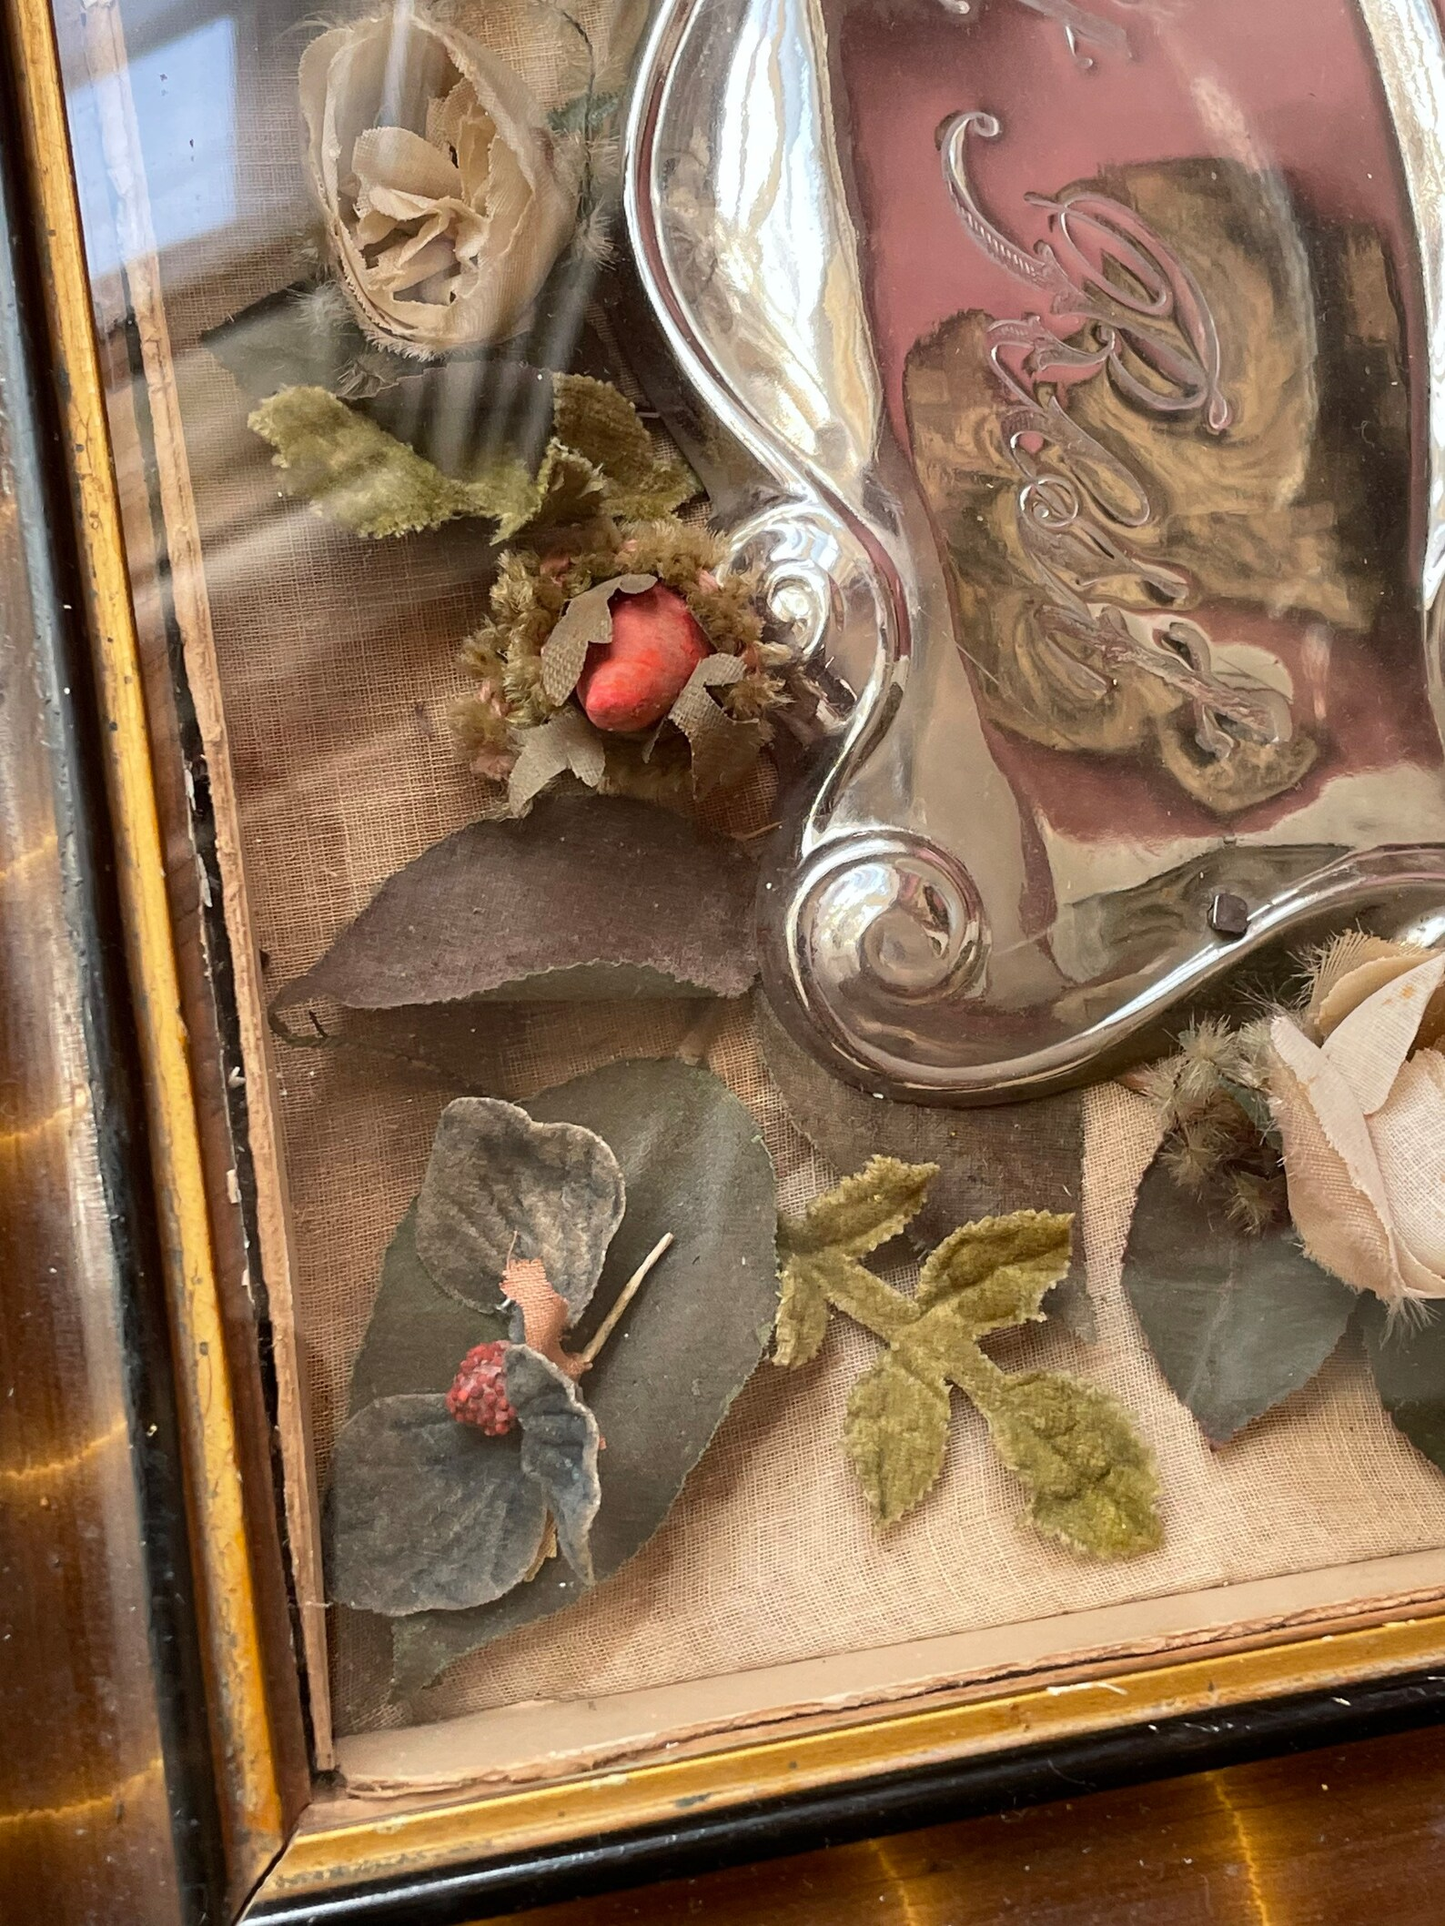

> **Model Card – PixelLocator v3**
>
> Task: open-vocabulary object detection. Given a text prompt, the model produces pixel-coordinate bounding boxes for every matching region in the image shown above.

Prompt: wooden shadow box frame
[6,0,1445,1919]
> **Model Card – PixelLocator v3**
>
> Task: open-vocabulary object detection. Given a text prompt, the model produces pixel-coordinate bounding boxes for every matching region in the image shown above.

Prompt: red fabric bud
[446,1340,517,1435]
[576,584,711,733]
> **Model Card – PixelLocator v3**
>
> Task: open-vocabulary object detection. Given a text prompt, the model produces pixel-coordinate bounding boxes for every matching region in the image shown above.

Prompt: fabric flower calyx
[455,520,815,812]
[327,1096,660,1617]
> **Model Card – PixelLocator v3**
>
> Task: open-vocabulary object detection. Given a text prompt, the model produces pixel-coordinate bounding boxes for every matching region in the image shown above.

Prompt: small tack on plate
[1208,891,1250,940]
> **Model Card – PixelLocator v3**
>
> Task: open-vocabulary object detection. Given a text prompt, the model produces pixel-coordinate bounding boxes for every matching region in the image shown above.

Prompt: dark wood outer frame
[4,0,1445,1919]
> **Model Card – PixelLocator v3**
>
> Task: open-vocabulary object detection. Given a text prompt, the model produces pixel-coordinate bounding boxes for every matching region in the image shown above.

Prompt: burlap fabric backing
[104,0,1445,1740]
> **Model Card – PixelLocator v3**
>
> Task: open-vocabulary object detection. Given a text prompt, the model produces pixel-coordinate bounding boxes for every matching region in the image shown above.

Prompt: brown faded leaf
[844,1352,951,1525]
[275,793,760,1013]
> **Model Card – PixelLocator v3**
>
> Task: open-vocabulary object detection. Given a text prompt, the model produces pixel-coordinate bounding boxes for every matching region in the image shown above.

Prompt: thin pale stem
[580,1233,673,1366]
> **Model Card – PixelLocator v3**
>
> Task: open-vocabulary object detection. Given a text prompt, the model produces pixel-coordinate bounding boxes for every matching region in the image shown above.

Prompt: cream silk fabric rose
[300,11,579,355]
[1268,946,1445,1305]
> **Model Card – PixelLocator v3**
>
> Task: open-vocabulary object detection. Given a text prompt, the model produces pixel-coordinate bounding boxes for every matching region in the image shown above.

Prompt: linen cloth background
[94,0,1445,1738]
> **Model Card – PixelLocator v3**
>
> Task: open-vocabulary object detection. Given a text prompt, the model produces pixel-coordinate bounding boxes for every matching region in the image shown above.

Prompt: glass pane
[49,0,1445,1791]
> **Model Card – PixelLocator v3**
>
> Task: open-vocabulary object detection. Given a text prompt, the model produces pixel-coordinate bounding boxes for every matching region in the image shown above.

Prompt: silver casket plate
[626,0,1445,1101]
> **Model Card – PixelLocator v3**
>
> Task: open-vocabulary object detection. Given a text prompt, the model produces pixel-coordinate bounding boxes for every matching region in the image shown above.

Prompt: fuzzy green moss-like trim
[454,518,799,811]
[1134,1017,1285,1235]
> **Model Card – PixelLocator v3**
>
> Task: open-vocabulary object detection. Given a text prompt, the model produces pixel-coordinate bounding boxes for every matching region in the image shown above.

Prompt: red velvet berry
[576,583,711,733]
[446,1341,517,1435]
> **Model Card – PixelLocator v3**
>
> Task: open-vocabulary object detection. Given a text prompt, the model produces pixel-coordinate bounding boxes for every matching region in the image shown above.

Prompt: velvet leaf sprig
[775,1158,1162,1559]
[248,372,693,542]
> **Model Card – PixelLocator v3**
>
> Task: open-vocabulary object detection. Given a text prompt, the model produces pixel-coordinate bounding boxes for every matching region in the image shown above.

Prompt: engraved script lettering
[939,110,1288,757]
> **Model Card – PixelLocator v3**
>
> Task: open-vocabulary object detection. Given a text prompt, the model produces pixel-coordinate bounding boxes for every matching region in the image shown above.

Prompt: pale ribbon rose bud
[299,11,579,357]
[1267,949,1445,1306]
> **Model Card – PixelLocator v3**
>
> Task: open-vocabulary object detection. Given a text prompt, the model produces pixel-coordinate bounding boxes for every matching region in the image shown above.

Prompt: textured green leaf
[392,1060,778,1692]
[759,1002,1093,1338]
[780,1156,937,1259]
[551,373,695,516]
[502,436,607,538]
[810,1246,921,1343]
[916,1210,1073,1338]
[249,386,500,537]
[770,1160,1157,1560]
[773,1255,832,1368]
[1123,1150,1355,1443]
[1360,1299,1445,1473]
[843,1352,951,1525]
[774,1247,918,1365]
[969,1367,1162,1559]
[327,1396,548,1614]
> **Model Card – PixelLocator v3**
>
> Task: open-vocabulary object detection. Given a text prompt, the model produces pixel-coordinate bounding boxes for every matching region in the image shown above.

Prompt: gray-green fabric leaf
[348,1203,509,1413]
[1360,1299,1445,1473]
[844,1353,951,1525]
[1123,1151,1355,1443]
[506,1346,602,1582]
[202,280,415,401]
[327,1396,548,1614]
[392,1059,779,1693]
[416,1098,623,1317]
